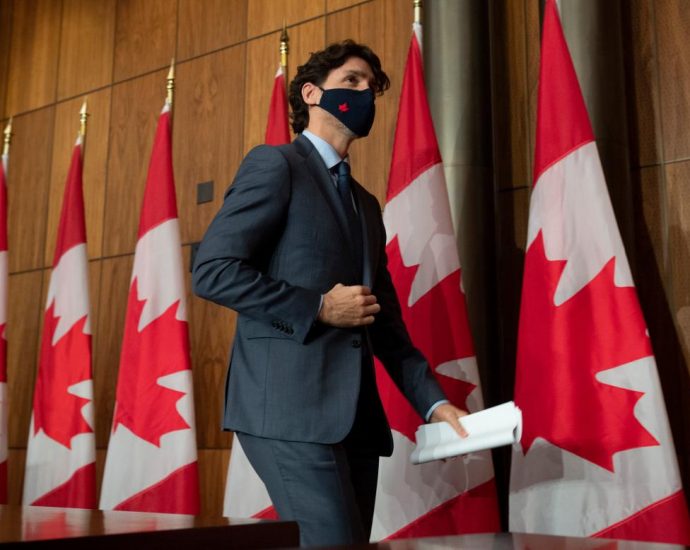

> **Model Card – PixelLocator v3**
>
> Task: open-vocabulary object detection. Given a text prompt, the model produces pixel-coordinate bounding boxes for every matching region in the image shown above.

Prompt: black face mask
[317,87,376,137]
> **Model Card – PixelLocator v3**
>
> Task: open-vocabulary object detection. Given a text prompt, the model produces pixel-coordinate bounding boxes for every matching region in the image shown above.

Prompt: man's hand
[431,403,469,438]
[318,284,381,327]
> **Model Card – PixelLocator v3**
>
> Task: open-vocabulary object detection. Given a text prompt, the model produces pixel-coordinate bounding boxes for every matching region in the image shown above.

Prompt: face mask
[317,87,376,137]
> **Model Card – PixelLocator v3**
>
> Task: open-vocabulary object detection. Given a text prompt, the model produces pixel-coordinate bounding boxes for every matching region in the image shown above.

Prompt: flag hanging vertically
[264,66,290,146]
[24,105,96,508]
[100,68,200,514]
[0,119,12,504]
[509,1,690,545]
[373,21,500,540]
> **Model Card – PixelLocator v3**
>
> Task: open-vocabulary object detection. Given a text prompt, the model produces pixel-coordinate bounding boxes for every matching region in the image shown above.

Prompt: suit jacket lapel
[294,135,360,275]
[352,181,375,288]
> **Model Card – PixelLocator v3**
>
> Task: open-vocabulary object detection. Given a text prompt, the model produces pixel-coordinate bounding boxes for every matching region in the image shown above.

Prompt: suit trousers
[236,348,383,547]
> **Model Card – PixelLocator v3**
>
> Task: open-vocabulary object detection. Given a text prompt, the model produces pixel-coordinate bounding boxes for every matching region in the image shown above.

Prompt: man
[193,40,467,547]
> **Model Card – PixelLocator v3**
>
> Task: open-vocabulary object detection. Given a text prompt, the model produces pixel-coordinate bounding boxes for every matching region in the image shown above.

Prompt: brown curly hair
[288,40,390,134]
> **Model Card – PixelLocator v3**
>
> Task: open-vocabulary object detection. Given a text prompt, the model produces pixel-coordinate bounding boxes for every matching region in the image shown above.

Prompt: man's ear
[302,82,321,106]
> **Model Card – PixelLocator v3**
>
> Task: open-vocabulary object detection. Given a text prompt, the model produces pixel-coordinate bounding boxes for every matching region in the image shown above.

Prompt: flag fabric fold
[23,136,96,509]
[265,66,291,146]
[99,101,200,514]
[0,140,8,503]
[509,1,690,545]
[373,22,500,540]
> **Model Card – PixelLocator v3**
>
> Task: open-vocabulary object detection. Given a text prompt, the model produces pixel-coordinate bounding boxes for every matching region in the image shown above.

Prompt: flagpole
[2,118,11,157]
[167,58,175,107]
[280,22,289,81]
[413,0,422,25]
[79,100,89,141]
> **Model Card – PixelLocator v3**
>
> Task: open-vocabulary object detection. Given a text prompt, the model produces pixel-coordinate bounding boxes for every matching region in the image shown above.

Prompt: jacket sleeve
[367,208,447,418]
[192,145,322,344]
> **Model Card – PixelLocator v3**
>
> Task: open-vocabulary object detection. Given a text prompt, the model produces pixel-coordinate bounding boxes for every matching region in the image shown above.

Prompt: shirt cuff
[425,399,450,422]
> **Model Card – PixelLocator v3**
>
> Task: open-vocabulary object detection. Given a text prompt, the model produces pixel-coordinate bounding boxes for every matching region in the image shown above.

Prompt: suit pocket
[243,318,293,340]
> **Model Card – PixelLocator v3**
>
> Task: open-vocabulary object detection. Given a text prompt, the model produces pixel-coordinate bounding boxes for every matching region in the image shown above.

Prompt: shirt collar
[302,129,346,171]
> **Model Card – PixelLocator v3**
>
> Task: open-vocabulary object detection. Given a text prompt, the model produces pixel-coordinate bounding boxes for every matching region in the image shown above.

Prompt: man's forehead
[336,57,374,78]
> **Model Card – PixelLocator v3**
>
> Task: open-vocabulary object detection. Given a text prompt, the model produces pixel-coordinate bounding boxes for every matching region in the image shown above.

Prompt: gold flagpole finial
[79,100,89,138]
[2,118,12,157]
[167,58,175,106]
[413,0,422,25]
[280,22,289,74]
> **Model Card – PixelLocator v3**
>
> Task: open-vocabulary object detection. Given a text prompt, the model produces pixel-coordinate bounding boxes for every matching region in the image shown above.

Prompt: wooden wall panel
[7,270,43,449]
[113,0,177,83]
[626,0,662,168]
[177,0,246,61]
[175,45,246,244]
[45,90,111,266]
[0,0,12,121]
[326,2,387,202]
[666,161,690,367]
[327,0,368,12]
[243,32,281,154]
[634,167,667,284]
[247,0,325,40]
[197,448,230,517]
[8,108,54,273]
[7,449,25,504]
[184,245,234,450]
[488,0,532,190]
[656,0,690,162]
[93,255,132,448]
[57,0,116,101]
[5,0,60,115]
[104,69,167,257]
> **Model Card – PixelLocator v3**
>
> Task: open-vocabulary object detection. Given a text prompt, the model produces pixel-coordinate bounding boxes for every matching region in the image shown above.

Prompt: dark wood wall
[0,0,689,520]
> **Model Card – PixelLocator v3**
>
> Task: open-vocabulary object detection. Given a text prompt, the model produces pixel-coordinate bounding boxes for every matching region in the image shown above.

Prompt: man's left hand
[430,403,469,438]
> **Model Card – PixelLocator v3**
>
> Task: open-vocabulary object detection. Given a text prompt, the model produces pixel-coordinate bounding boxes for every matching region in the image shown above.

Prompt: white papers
[410,401,522,464]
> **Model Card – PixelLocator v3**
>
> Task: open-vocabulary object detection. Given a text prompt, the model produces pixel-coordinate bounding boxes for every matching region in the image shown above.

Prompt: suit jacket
[192,134,446,456]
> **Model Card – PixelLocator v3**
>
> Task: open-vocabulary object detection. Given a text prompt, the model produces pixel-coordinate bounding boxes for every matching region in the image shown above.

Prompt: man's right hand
[318,284,381,327]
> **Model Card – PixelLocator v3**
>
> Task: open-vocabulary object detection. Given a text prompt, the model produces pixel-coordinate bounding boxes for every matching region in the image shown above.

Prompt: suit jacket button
[351,339,361,349]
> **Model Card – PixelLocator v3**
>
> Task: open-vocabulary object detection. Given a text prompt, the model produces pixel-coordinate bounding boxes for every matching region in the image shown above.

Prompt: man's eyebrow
[342,69,371,78]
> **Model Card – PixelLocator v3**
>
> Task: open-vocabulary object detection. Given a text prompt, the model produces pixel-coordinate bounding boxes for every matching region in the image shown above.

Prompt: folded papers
[410,401,522,464]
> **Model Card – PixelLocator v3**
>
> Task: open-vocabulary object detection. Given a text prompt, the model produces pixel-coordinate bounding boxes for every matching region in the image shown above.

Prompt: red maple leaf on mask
[33,304,92,448]
[113,281,191,446]
[338,103,349,112]
[375,236,476,442]
[516,231,659,471]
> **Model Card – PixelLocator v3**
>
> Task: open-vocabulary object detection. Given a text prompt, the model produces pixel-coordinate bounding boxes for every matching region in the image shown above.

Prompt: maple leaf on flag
[375,237,476,442]
[33,305,92,449]
[516,232,659,471]
[113,281,191,447]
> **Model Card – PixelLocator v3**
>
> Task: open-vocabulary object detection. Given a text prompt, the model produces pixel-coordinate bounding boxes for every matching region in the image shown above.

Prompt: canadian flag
[222,64,292,521]
[265,66,291,146]
[373,22,500,539]
[0,126,10,504]
[509,1,690,545]
[99,100,200,514]
[24,134,96,508]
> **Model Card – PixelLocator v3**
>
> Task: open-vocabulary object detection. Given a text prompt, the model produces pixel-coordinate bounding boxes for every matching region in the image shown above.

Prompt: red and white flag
[265,65,290,146]
[0,123,10,503]
[100,99,200,514]
[374,22,500,539]
[222,64,292,520]
[24,133,96,508]
[509,1,690,545]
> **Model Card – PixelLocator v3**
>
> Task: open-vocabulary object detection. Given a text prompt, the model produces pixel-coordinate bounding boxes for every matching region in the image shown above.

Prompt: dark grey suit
[192,134,445,545]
